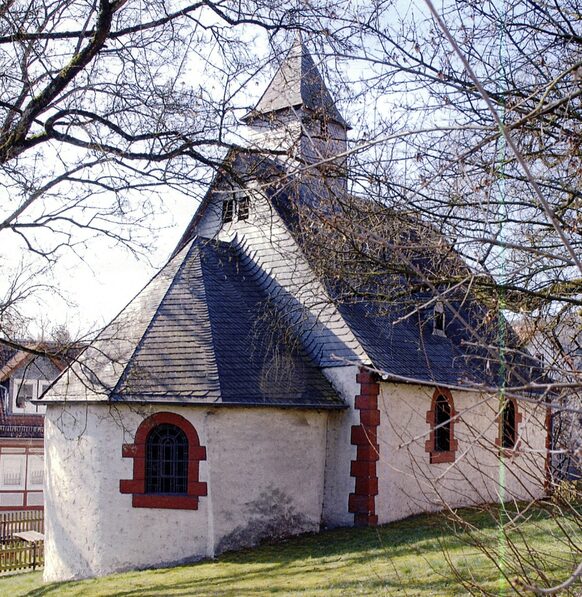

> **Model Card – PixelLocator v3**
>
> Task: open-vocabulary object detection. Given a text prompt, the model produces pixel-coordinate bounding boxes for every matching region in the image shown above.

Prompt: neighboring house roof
[0,342,81,439]
[0,346,21,382]
[0,342,75,383]
[0,345,17,369]
[0,419,43,439]
[241,37,348,127]
[42,238,343,408]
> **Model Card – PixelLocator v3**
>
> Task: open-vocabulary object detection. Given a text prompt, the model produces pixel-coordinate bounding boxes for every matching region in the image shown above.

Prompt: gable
[189,168,368,370]
[0,347,63,384]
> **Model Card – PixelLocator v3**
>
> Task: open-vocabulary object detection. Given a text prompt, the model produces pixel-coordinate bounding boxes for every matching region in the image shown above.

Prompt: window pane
[434,395,451,452]
[238,195,250,220]
[222,199,234,223]
[14,381,34,410]
[502,401,517,449]
[0,454,25,489]
[146,424,188,494]
[27,454,44,488]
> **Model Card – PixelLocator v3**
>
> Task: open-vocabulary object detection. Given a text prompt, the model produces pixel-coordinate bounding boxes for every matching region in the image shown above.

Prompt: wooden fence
[0,511,44,573]
[0,510,44,541]
[0,539,43,573]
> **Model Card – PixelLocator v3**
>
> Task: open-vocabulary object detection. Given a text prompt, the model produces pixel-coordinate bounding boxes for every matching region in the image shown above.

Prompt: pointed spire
[242,38,348,128]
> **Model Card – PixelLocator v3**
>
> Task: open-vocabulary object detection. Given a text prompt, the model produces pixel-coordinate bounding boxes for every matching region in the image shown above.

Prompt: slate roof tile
[199,240,341,407]
[44,237,343,409]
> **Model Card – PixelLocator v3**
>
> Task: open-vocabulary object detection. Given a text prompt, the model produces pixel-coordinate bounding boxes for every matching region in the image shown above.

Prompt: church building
[39,40,548,581]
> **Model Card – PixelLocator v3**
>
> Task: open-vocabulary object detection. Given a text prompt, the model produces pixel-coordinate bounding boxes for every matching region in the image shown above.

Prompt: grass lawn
[1,503,579,596]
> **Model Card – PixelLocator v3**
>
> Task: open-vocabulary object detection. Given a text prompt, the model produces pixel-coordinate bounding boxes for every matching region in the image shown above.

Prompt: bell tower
[242,38,349,193]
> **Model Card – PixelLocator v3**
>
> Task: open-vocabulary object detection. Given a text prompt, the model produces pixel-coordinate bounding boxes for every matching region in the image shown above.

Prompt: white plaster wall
[44,403,329,581]
[205,407,328,554]
[247,113,303,158]
[44,403,211,581]
[376,383,547,524]
[320,365,359,527]
[247,111,347,166]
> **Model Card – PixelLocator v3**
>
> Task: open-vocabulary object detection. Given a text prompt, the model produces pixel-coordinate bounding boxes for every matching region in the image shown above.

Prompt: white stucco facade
[44,403,331,581]
[321,365,359,527]
[375,383,547,524]
[43,375,549,581]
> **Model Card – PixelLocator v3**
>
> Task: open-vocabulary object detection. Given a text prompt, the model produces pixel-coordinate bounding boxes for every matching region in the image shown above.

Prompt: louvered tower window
[237,194,250,220]
[222,199,235,223]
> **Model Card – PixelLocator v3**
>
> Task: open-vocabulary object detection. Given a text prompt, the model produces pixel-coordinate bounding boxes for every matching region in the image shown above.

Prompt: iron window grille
[121,412,207,509]
[145,424,189,494]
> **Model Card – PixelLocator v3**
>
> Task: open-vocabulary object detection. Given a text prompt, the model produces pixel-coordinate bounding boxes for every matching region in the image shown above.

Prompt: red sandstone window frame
[425,388,458,464]
[495,398,523,455]
[120,412,207,510]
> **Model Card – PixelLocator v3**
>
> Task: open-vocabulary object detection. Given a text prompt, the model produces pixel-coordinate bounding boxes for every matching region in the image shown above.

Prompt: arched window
[497,398,522,452]
[145,424,188,494]
[120,412,207,509]
[425,389,458,463]
[434,395,451,452]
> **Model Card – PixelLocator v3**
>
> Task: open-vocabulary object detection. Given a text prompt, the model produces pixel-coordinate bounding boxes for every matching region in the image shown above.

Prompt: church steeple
[242,37,348,129]
[242,38,348,180]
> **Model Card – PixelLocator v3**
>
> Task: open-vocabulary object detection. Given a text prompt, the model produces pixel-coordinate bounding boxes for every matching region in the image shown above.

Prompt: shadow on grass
[19,519,468,595]
[22,556,463,597]
[18,502,579,597]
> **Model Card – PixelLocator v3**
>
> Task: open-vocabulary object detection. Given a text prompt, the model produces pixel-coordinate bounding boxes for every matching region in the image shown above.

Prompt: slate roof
[177,152,539,391]
[43,238,343,408]
[242,38,348,127]
[41,249,186,403]
[267,182,541,389]
[334,297,508,388]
